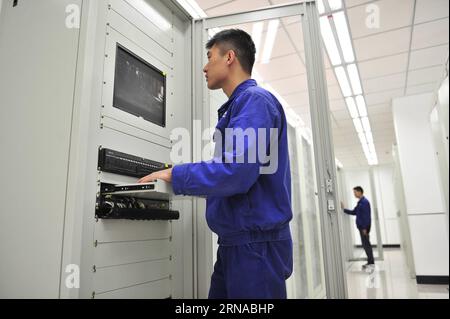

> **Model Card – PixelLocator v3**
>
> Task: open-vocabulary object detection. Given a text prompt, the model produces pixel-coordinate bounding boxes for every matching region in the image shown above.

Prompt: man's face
[203,44,230,90]
[353,190,362,199]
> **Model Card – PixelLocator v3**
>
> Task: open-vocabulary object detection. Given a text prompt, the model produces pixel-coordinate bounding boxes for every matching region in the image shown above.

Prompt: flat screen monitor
[113,45,166,127]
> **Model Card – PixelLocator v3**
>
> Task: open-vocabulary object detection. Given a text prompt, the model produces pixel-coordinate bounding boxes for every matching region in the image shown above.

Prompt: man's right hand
[340,202,345,210]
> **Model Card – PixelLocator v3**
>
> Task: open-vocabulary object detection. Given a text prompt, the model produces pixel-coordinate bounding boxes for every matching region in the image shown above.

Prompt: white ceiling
[195,0,449,168]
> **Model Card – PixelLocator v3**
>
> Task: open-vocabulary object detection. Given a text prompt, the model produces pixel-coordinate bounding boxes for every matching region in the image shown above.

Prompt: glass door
[192,1,347,299]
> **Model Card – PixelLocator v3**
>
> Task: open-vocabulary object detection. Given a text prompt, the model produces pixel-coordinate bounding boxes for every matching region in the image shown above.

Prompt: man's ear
[227,50,236,65]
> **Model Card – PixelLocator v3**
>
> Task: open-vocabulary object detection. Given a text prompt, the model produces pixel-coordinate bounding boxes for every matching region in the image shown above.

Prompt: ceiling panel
[354,27,411,61]
[326,68,338,85]
[407,65,444,86]
[284,21,304,52]
[367,103,392,115]
[347,0,414,39]
[411,18,449,50]
[334,133,359,142]
[365,88,404,105]
[358,53,409,79]
[409,45,449,70]
[334,123,357,135]
[342,160,362,168]
[196,0,232,11]
[334,129,357,139]
[335,141,362,150]
[205,0,270,16]
[370,112,393,124]
[254,54,305,81]
[286,91,310,108]
[291,106,309,115]
[333,135,358,144]
[363,73,406,94]
[414,0,450,24]
[332,109,351,121]
[281,15,302,26]
[405,82,437,95]
[329,98,346,111]
[328,85,344,100]
[257,28,297,62]
[369,123,395,134]
[267,74,308,95]
[344,0,372,8]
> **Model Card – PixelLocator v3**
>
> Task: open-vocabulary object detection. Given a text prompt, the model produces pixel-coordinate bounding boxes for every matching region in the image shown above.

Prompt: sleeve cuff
[172,164,189,195]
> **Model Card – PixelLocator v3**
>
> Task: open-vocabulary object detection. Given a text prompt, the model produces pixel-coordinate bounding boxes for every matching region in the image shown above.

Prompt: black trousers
[359,225,374,265]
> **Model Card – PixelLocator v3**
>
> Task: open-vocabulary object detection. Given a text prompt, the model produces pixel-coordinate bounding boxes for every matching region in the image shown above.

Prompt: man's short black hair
[353,186,364,194]
[206,29,256,75]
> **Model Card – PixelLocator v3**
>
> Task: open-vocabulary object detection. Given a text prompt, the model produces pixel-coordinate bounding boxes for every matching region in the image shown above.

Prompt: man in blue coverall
[138,29,293,298]
[341,186,374,271]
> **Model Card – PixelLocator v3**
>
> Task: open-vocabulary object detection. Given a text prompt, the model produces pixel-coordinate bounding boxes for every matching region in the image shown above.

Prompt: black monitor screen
[113,45,166,127]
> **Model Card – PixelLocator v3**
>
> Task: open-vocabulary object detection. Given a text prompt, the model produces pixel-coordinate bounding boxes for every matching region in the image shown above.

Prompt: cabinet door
[0,0,81,298]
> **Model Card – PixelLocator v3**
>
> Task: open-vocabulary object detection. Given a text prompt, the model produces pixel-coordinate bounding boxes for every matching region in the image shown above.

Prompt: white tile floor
[345,248,449,299]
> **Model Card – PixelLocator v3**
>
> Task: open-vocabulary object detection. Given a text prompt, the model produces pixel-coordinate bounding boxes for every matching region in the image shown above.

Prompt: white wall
[393,94,446,214]
[0,0,82,298]
[393,93,449,278]
[437,76,449,144]
[373,165,401,245]
[434,76,449,234]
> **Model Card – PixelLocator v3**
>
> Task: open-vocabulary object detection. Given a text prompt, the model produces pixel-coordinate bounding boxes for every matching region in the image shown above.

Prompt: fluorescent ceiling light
[355,95,368,117]
[131,0,172,30]
[353,118,364,133]
[261,19,280,64]
[368,142,376,155]
[333,11,355,63]
[365,132,374,144]
[358,132,367,145]
[345,97,359,118]
[361,116,371,132]
[252,22,264,62]
[347,64,363,95]
[328,0,343,11]
[317,0,325,14]
[335,66,352,97]
[320,16,342,66]
[362,143,371,156]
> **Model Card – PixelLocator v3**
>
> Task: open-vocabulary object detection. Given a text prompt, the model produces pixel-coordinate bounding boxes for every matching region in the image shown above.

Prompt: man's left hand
[138,168,173,184]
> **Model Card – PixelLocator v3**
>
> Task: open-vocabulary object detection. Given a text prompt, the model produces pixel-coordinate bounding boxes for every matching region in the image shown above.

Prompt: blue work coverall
[344,196,374,264]
[344,196,371,230]
[172,79,293,298]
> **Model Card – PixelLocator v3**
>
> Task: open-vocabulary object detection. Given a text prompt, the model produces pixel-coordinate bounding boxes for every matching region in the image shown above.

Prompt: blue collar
[218,79,257,120]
